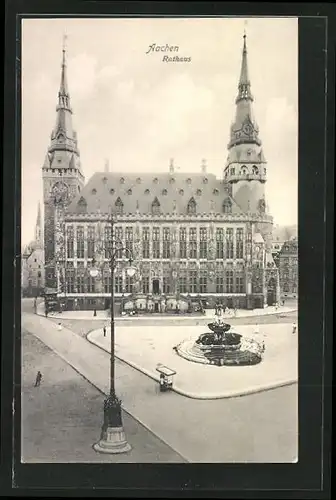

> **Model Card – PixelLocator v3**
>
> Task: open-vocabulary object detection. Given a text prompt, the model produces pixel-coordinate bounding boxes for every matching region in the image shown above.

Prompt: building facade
[43,35,280,312]
[22,203,45,296]
[278,238,298,299]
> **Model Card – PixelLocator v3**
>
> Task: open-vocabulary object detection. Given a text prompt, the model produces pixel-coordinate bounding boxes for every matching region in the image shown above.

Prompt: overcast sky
[21,17,298,246]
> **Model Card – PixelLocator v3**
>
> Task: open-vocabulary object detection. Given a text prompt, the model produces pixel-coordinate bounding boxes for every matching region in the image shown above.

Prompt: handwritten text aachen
[146,43,191,63]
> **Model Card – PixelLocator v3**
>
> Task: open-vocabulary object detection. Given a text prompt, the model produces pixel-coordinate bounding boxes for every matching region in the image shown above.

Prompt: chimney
[201,158,207,174]
[169,158,174,174]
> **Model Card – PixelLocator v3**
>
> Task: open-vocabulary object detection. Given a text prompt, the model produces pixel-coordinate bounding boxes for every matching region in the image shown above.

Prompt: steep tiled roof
[280,238,298,255]
[66,171,242,216]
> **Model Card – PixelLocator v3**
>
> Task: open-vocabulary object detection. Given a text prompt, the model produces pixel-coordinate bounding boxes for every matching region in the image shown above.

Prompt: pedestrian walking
[103,326,106,337]
[57,322,62,331]
[45,309,48,318]
[275,302,279,311]
[292,323,297,334]
[34,371,42,387]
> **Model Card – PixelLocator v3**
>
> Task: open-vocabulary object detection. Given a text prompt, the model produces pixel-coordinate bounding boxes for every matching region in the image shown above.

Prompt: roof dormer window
[110,188,115,195]
[187,197,197,214]
[120,177,125,184]
[91,188,97,195]
[223,198,232,214]
[153,177,159,184]
[115,197,124,215]
[202,177,208,184]
[186,178,192,185]
[77,196,87,213]
[127,189,132,195]
[152,197,161,215]
[145,189,150,195]
[162,189,168,195]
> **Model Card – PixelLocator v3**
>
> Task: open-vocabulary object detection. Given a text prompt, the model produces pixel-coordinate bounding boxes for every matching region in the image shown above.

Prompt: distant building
[21,203,45,296]
[279,238,298,299]
[42,35,280,312]
[271,224,297,268]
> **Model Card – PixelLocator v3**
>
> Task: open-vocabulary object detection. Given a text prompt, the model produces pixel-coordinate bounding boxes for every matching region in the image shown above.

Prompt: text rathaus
[43,35,280,312]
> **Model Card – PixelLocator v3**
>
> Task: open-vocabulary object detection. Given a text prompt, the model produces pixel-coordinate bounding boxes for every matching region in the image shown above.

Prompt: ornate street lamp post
[91,210,136,454]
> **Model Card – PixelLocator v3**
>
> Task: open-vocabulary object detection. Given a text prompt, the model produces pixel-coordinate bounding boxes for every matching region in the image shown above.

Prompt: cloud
[67,53,98,99]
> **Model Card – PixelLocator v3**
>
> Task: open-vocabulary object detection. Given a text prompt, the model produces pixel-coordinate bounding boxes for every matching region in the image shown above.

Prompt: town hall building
[43,34,280,312]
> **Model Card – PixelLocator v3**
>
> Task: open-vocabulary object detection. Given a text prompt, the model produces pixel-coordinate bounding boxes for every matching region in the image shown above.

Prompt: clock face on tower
[52,181,69,204]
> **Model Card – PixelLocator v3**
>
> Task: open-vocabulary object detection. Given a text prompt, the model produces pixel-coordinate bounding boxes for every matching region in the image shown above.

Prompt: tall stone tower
[42,41,85,289]
[34,201,43,248]
[224,34,268,212]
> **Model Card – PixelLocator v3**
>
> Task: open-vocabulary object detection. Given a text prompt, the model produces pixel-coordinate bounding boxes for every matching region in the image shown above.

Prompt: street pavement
[88,323,297,398]
[22,310,298,463]
[21,330,185,463]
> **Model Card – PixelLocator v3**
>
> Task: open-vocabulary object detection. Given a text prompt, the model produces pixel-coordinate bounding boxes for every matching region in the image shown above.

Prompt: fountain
[174,320,264,366]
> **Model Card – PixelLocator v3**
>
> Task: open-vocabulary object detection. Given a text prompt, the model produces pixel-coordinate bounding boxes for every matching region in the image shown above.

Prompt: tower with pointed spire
[224,33,267,217]
[42,39,85,289]
[34,201,43,246]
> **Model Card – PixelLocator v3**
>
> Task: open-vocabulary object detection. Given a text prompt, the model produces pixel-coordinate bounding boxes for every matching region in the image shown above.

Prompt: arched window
[240,165,248,175]
[115,197,124,215]
[252,165,259,175]
[283,283,289,293]
[152,197,161,215]
[187,197,197,214]
[223,198,232,214]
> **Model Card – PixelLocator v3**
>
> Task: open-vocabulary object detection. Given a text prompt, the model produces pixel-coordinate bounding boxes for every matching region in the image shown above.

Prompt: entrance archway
[152,279,160,295]
[267,277,277,306]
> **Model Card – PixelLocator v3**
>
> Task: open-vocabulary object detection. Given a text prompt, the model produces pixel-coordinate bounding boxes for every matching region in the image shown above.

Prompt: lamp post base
[93,394,131,455]
[93,427,131,454]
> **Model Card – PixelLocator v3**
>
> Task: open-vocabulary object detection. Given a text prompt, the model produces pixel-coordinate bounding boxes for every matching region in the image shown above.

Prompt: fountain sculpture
[174,319,265,366]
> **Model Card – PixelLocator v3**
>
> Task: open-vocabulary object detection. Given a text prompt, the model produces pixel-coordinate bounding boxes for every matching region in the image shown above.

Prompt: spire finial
[235,25,253,104]
[243,20,248,40]
[63,33,67,54]
[104,158,110,173]
[58,34,70,105]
